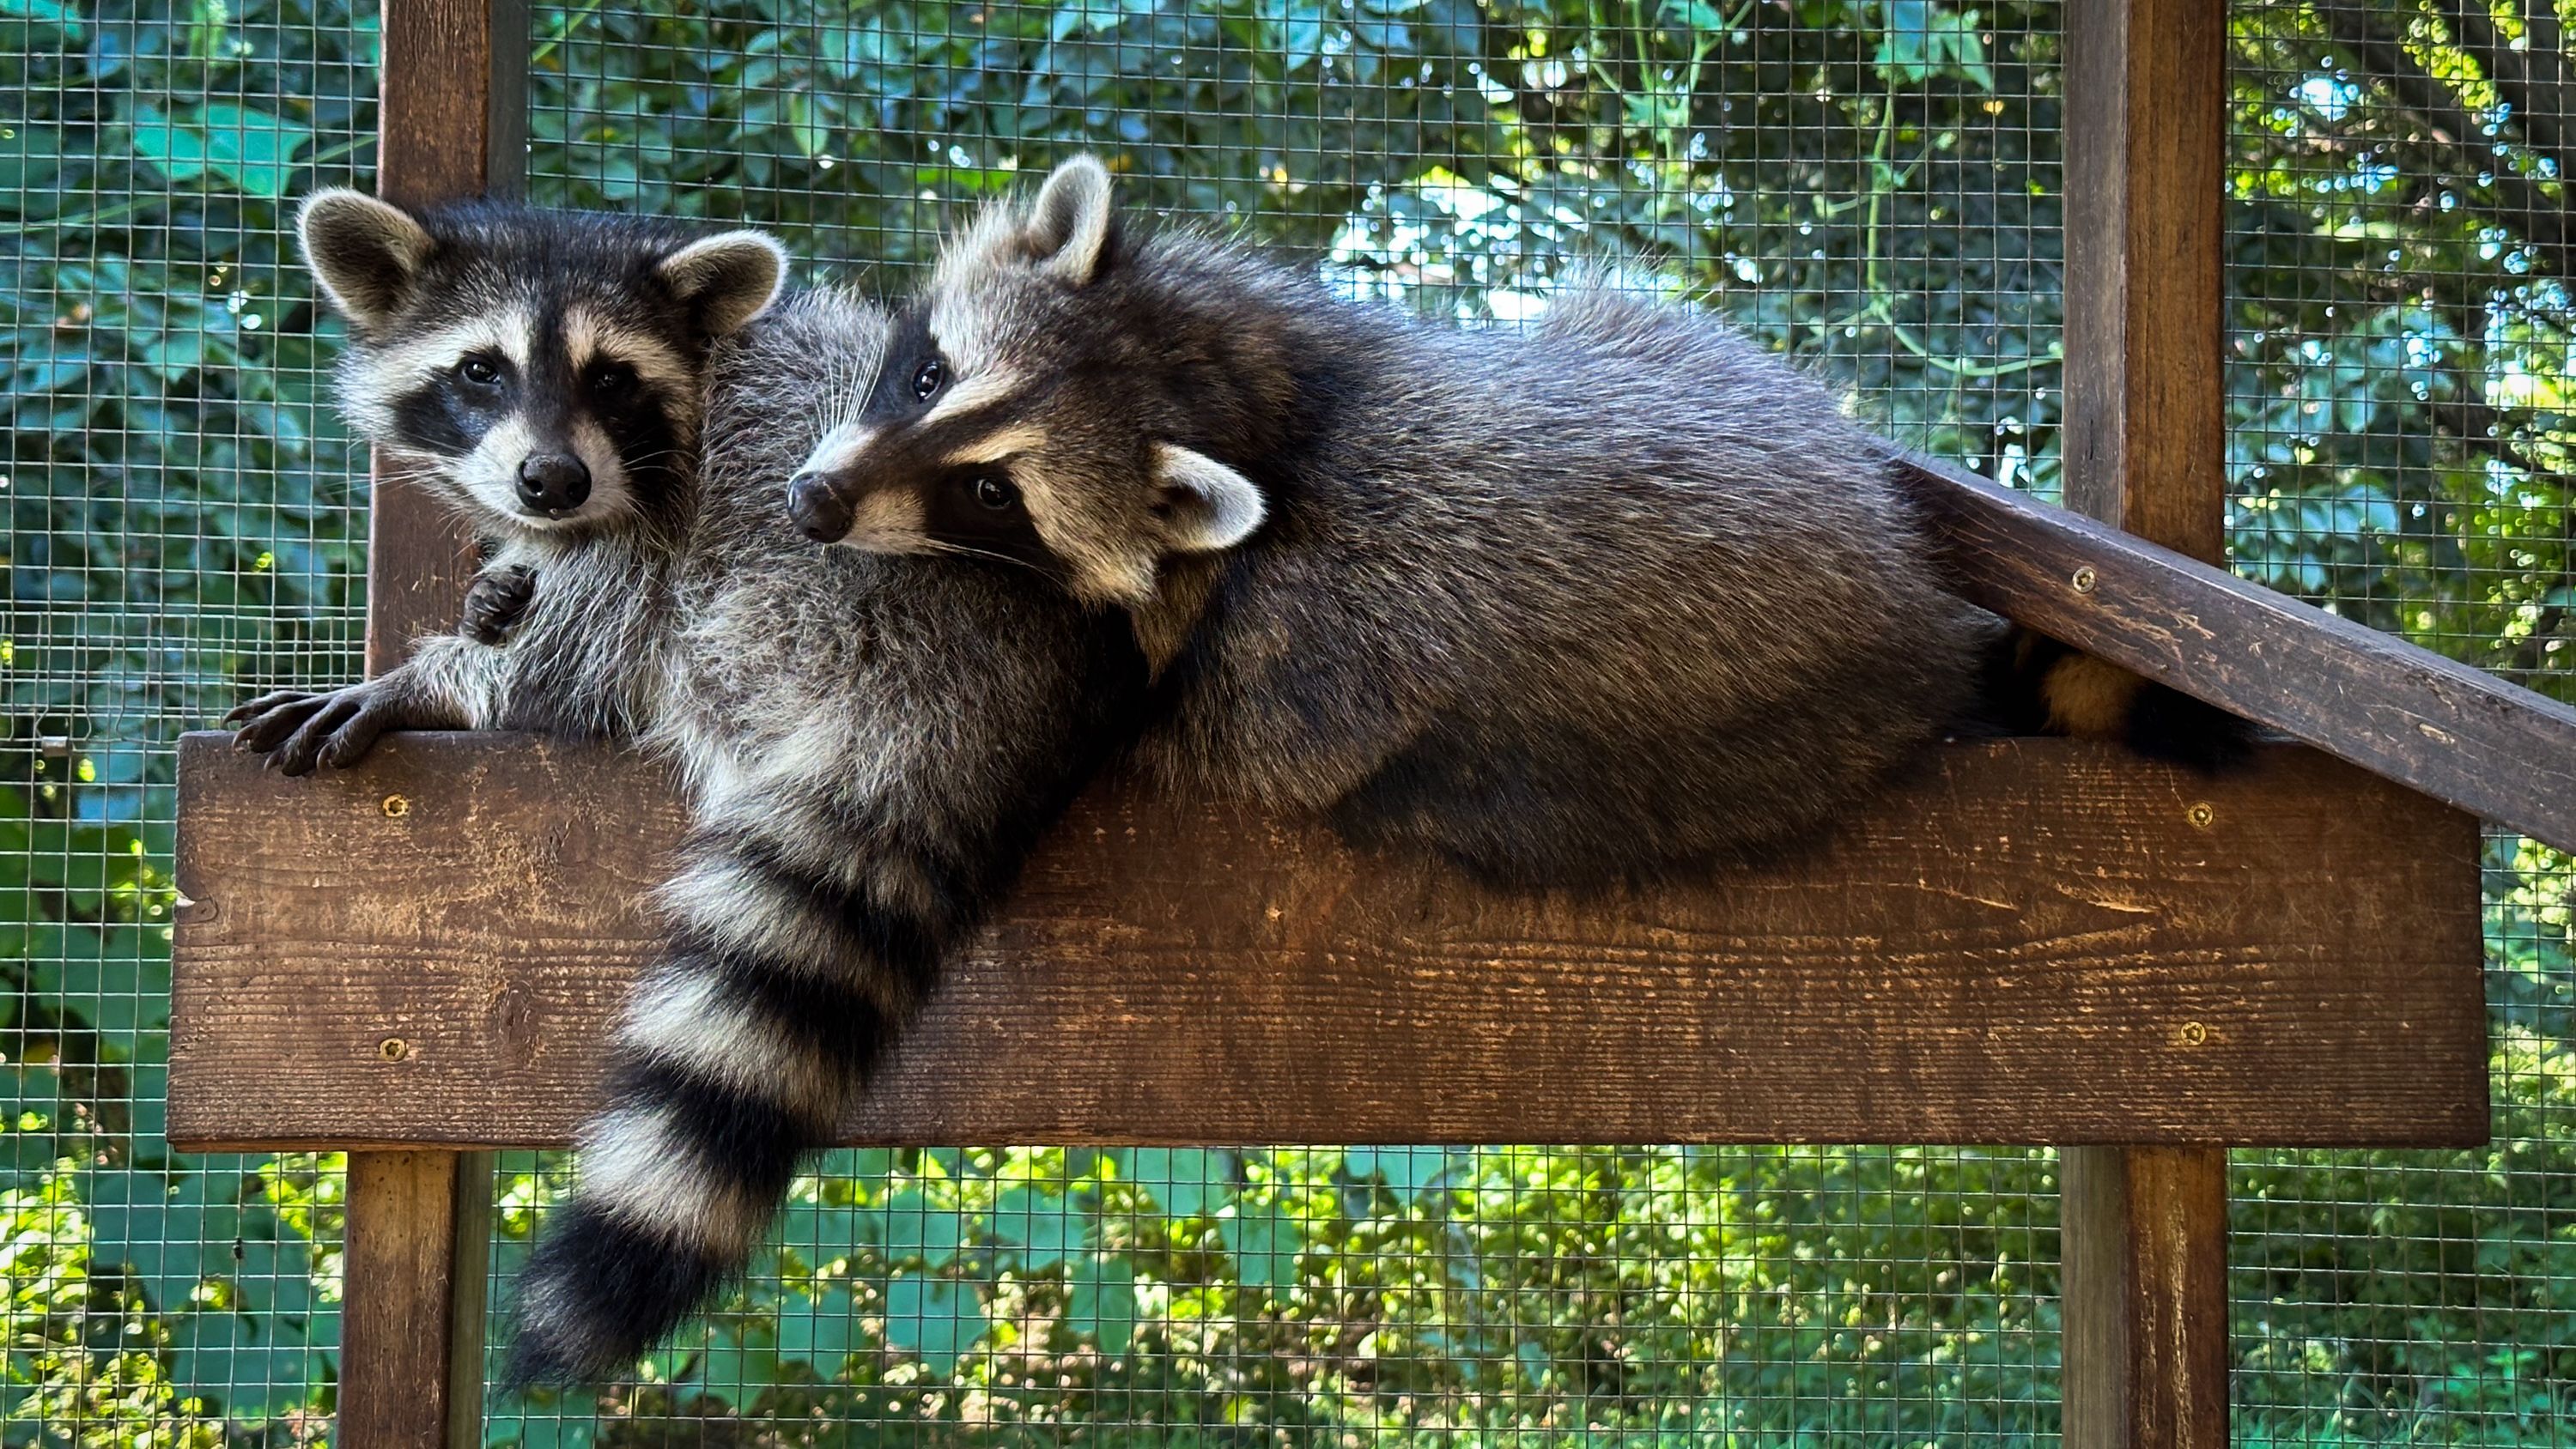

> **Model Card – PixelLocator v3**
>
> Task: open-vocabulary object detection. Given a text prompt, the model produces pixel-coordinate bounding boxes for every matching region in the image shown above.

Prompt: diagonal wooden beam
[1899,453,2576,852]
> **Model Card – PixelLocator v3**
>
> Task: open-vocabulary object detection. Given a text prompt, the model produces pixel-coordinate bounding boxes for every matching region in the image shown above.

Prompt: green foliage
[4,0,2572,1442]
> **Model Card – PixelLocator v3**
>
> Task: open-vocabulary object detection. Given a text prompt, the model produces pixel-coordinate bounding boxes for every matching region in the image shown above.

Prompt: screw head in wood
[2173,1021,2208,1048]
[378,1036,410,1062]
[2069,566,2098,594]
[2186,802,2215,829]
[380,794,410,819]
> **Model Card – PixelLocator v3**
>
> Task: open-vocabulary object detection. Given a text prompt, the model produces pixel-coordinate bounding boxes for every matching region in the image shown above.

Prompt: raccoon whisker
[915,537,1061,583]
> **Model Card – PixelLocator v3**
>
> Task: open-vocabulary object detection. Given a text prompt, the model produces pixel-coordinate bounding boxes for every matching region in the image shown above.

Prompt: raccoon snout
[518,453,592,517]
[786,470,854,543]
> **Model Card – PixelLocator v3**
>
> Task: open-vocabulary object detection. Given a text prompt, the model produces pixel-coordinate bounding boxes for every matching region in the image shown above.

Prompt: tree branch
[2318,0,2574,282]
[2431,0,2576,187]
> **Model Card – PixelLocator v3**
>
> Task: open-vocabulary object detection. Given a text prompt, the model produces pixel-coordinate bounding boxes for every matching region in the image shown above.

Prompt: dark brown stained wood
[167,731,2487,1151]
[340,1152,486,1449]
[365,0,527,677]
[2058,3,2236,1446]
[2061,1147,2232,1449]
[347,6,526,1446]
[2062,0,2227,561]
[1899,454,2576,852]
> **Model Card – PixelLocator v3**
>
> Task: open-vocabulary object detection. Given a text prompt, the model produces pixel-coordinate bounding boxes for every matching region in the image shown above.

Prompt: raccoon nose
[786,470,854,543]
[517,453,592,515]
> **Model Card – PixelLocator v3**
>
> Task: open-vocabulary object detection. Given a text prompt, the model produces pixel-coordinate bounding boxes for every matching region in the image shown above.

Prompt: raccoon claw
[460,565,538,646]
[228,683,411,776]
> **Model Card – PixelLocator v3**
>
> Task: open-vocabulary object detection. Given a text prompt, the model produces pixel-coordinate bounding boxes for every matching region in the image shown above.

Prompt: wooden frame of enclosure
[165,1,2576,1446]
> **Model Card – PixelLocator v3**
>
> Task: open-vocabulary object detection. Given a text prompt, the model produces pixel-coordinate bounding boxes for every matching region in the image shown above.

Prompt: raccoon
[785,158,2245,884]
[777,160,1916,881]
[225,190,787,766]
[505,288,1149,1385]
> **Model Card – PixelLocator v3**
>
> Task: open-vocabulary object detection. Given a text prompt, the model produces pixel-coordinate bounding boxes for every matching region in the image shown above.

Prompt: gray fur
[233,197,785,770]
[804,157,1997,883]
[507,290,1147,1385]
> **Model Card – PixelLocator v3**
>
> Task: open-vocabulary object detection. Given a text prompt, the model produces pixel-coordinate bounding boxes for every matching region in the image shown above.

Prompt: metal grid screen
[5,0,373,1440]
[0,0,2563,1444]
[2227,3,2573,1443]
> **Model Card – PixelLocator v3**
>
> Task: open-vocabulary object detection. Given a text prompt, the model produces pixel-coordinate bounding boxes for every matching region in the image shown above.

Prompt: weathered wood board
[168,731,2486,1151]
[1899,455,2576,853]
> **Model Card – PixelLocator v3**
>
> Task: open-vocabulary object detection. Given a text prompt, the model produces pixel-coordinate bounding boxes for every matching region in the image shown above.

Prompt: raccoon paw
[460,565,538,646]
[223,682,414,776]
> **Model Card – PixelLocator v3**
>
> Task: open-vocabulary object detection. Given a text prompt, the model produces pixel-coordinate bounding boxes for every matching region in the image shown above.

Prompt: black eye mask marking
[919,467,1053,573]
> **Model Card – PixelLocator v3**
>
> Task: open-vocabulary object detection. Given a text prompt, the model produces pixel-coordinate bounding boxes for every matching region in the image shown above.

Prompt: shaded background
[4,0,2569,1441]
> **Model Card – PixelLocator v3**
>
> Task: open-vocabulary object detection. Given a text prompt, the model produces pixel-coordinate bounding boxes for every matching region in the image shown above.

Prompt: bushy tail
[1977,627,2257,772]
[506,817,969,1385]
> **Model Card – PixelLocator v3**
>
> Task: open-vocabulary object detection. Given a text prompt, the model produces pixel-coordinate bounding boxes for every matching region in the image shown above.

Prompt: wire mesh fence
[1,0,2567,1444]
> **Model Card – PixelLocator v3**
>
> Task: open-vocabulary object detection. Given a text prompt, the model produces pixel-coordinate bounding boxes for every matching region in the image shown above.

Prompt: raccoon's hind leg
[460,564,538,646]
[1982,628,2256,772]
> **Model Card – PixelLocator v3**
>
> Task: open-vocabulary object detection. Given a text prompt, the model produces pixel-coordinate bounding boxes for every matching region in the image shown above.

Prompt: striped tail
[1978,627,2257,772]
[505,820,966,1385]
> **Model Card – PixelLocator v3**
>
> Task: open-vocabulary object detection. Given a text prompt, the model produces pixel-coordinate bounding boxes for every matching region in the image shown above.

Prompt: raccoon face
[780,157,1266,607]
[297,190,788,540]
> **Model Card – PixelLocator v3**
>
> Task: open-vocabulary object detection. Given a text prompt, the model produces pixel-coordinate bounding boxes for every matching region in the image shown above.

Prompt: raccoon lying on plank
[226,191,787,766]
[786,156,2241,885]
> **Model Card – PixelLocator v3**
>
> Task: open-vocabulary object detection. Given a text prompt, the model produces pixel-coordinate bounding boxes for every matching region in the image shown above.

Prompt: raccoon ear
[296,188,432,330]
[660,230,789,338]
[1152,443,1266,554]
[1022,155,1115,286]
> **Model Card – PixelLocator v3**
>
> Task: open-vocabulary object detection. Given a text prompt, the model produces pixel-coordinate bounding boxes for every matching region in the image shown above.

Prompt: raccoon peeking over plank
[228,191,787,765]
[788,155,2243,886]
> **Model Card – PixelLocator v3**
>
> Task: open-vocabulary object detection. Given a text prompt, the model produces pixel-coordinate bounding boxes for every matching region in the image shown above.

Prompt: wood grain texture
[339,1152,479,1449]
[1899,454,2576,852]
[366,0,526,676]
[2061,1146,2232,1449]
[349,7,526,1445]
[167,731,2487,1151]
[2059,5,2236,1446]
[2062,0,2227,561]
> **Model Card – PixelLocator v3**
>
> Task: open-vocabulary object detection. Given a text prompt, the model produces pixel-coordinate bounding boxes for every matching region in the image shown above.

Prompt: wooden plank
[2058,2,2233,1445]
[2061,1147,2232,1449]
[2062,0,2227,561]
[167,731,2487,1151]
[348,4,525,1444]
[1899,454,2576,852]
[340,1152,481,1449]
[366,0,527,677]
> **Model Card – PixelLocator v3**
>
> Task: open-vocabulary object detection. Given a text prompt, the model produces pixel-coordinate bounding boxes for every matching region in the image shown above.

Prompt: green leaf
[881,1273,983,1376]
[1218,1203,1303,1294]
[167,1305,317,1420]
[878,1189,963,1267]
[989,1185,1086,1267]
[1066,1255,1137,1355]
[129,102,315,198]
[1346,1146,1457,1203]
[1113,1147,1229,1218]
[777,1286,860,1372]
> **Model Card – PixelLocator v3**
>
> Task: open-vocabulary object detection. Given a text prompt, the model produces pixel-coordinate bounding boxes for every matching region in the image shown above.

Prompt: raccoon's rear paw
[223,682,415,776]
[461,565,538,646]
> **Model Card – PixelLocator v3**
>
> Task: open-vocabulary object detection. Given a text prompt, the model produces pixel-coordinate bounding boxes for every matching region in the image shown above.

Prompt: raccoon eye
[970,475,1019,512]
[587,362,637,396]
[458,355,504,386]
[910,359,945,402]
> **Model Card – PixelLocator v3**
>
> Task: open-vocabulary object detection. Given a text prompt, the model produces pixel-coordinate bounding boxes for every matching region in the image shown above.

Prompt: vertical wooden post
[342,3,524,1446]
[2059,0,2231,1446]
